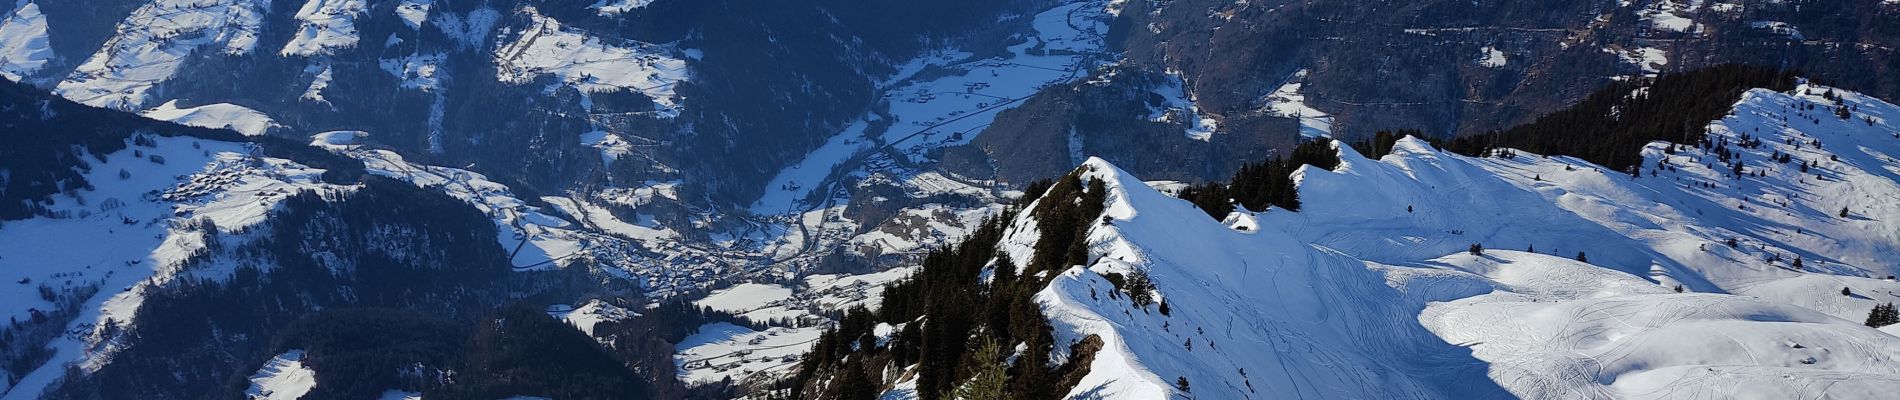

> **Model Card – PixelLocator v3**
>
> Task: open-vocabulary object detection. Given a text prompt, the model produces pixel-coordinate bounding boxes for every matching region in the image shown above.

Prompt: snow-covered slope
[674,322,823,386]
[492,7,689,114]
[1412,251,1900,399]
[141,100,280,136]
[53,0,268,109]
[547,300,638,336]
[244,350,317,400]
[939,83,1900,399]
[308,136,727,297]
[280,0,368,57]
[0,135,341,400]
[1267,83,1900,293]
[1017,158,1510,399]
[0,1,50,82]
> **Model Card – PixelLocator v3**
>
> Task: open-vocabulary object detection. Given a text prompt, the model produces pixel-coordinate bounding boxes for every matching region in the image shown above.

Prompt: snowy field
[55,0,268,110]
[493,7,689,115]
[695,283,794,316]
[141,100,280,136]
[0,136,339,400]
[803,267,916,312]
[547,300,639,337]
[0,1,50,81]
[669,266,922,386]
[245,350,317,400]
[1262,69,1333,138]
[853,83,1900,398]
[1413,252,1900,399]
[673,322,823,386]
[1267,83,1900,290]
[280,0,367,57]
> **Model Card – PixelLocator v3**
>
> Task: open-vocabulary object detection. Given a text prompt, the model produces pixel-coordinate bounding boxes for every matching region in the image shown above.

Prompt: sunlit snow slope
[982,84,1900,399]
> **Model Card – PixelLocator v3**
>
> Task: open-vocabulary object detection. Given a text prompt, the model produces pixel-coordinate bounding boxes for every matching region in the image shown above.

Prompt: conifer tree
[1126,269,1156,308]
[1575,252,1588,263]
[954,335,1008,400]
[1865,303,1900,328]
[835,359,879,400]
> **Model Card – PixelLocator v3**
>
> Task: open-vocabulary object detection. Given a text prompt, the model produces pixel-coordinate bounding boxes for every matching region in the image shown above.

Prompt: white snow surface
[54,0,268,109]
[0,1,50,81]
[245,350,317,400]
[1012,158,1511,399]
[280,0,367,57]
[590,0,657,15]
[1262,69,1333,138]
[493,7,689,115]
[579,130,633,164]
[142,100,280,136]
[1146,72,1220,140]
[1477,46,1508,68]
[301,65,335,103]
[379,53,447,92]
[1412,252,1900,399]
[674,322,824,386]
[377,390,422,400]
[952,84,1900,398]
[1639,0,1703,33]
[695,283,793,315]
[547,300,638,336]
[1617,46,1670,74]
[1268,84,1900,288]
[396,0,433,30]
[1,136,339,400]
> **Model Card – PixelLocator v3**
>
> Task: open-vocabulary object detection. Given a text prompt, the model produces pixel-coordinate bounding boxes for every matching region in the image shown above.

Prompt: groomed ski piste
[861,82,1900,398]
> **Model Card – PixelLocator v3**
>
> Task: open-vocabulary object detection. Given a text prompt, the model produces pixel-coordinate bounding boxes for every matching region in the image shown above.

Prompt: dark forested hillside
[1442,65,1799,172]
[787,169,1110,399]
[43,178,513,399]
[0,79,362,221]
[1089,0,1898,141]
[32,173,753,399]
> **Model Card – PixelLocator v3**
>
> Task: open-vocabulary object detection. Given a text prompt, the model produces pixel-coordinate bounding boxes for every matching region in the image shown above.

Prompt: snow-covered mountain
[4,0,1900,398]
[782,82,1900,399]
